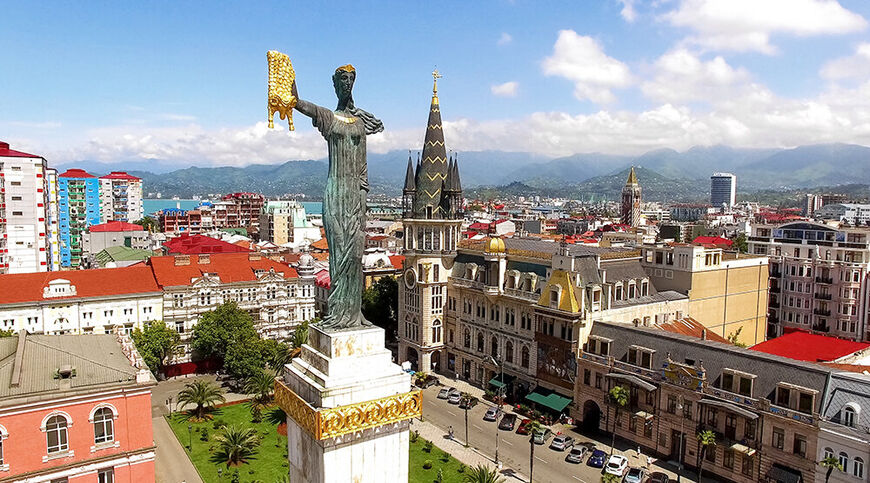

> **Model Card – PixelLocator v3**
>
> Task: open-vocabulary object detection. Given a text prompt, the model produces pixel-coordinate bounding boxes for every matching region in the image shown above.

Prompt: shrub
[440,451,450,463]
[410,430,419,443]
[199,428,209,441]
[423,440,433,453]
[458,463,466,473]
[436,468,443,482]
[423,460,433,470]
[212,419,226,430]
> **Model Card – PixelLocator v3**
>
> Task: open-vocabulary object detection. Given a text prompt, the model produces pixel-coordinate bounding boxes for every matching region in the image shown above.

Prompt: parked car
[549,434,574,451]
[483,406,501,421]
[624,467,647,483]
[586,449,607,468]
[516,418,533,435]
[646,472,670,483]
[437,387,451,399]
[604,455,629,477]
[415,374,439,388]
[447,388,461,397]
[447,393,462,404]
[532,427,553,445]
[565,446,588,463]
[459,396,479,409]
[498,413,517,430]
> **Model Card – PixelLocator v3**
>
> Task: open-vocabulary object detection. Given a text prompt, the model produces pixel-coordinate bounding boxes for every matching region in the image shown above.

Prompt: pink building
[0,332,156,482]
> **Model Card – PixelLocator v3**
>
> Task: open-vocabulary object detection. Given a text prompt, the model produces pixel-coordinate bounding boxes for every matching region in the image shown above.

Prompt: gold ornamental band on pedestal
[275,379,422,440]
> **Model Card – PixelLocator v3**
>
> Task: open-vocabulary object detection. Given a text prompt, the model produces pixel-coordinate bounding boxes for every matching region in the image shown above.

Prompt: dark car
[459,396,479,409]
[516,418,533,435]
[646,472,671,483]
[498,413,518,430]
[415,374,440,388]
[586,449,607,468]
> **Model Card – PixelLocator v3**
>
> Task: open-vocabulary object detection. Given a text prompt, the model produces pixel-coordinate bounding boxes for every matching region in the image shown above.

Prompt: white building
[99,171,144,223]
[817,371,870,482]
[711,172,737,209]
[0,141,59,274]
[0,265,163,335]
[816,204,870,226]
[258,200,321,249]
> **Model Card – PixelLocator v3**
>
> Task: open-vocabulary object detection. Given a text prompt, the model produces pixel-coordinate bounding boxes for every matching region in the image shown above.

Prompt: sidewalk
[153,416,203,483]
[412,417,528,482]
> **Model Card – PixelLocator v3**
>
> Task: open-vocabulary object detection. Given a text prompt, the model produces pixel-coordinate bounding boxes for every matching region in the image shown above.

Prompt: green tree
[291,319,311,351]
[190,302,258,361]
[361,276,399,341]
[608,386,629,456]
[134,216,160,233]
[527,420,543,483]
[820,455,844,483]
[697,429,717,480]
[601,474,621,483]
[224,338,268,382]
[733,233,748,253]
[244,369,275,408]
[726,327,748,348]
[177,380,226,420]
[462,464,505,483]
[211,424,261,467]
[131,321,180,373]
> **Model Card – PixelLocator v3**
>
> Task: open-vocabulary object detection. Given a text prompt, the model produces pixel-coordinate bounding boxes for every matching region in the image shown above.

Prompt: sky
[3,0,870,168]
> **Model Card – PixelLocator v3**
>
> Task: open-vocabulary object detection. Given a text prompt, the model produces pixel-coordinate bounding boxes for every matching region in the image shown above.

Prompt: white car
[604,455,629,477]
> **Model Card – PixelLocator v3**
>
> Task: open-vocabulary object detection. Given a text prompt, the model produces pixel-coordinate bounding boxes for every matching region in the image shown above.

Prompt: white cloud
[491,81,519,97]
[663,0,867,54]
[821,43,870,80]
[542,30,633,103]
[642,48,754,103]
[619,0,638,22]
[497,33,513,46]
[160,113,198,122]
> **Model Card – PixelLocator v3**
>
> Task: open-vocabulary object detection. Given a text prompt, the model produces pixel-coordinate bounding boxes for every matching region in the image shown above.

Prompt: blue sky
[3,0,870,167]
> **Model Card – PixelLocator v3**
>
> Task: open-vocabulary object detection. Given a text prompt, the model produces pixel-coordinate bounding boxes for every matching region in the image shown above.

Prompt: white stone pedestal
[280,325,415,483]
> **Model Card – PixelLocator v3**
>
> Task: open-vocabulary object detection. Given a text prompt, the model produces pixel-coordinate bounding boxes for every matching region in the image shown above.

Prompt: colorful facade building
[58,169,101,268]
[99,172,143,223]
[0,331,156,482]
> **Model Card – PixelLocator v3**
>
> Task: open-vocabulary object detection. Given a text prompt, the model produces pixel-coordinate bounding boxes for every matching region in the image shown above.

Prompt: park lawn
[166,402,288,483]
[409,437,469,483]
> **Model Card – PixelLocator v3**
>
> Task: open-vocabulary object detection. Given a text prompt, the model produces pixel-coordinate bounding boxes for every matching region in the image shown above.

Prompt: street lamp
[676,396,685,483]
[187,424,193,451]
[487,354,505,465]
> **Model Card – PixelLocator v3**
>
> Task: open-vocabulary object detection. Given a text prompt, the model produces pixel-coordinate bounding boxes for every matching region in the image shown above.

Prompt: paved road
[153,416,203,483]
[421,384,690,483]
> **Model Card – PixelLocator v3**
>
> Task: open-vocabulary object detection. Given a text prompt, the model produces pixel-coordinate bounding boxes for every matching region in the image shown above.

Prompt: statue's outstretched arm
[292,82,319,118]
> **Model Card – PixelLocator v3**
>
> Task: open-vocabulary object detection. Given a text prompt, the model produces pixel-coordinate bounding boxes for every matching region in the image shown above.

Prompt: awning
[605,373,656,392]
[634,410,654,420]
[488,373,516,389]
[768,464,803,483]
[730,443,756,456]
[698,398,758,420]
[524,389,573,413]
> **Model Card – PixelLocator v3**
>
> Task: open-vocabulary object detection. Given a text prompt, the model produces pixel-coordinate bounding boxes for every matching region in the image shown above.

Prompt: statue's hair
[335,64,356,74]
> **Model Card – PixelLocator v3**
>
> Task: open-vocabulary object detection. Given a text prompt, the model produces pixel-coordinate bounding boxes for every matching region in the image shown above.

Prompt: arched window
[844,405,857,427]
[45,414,69,454]
[505,341,514,364]
[628,282,636,299]
[0,424,7,467]
[464,328,471,348]
[839,452,849,472]
[477,332,484,352]
[854,457,864,478]
[824,447,834,460]
[615,284,623,301]
[93,407,115,444]
[431,319,442,344]
[491,336,499,358]
[521,346,530,369]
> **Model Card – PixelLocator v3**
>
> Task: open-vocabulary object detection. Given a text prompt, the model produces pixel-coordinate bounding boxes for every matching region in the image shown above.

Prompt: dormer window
[843,404,859,428]
[775,383,817,414]
[720,369,757,397]
[615,284,623,301]
[628,345,654,369]
[587,336,612,356]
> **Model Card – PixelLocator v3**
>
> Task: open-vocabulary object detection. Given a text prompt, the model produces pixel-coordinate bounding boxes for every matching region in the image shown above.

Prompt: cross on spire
[432,68,443,94]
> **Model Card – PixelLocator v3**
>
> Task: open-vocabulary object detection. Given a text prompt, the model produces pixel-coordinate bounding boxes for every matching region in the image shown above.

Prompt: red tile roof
[163,234,251,255]
[100,171,141,181]
[0,266,160,304]
[315,269,331,289]
[750,329,870,362]
[59,168,96,178]
[148,253,298,287]
[89,221,144,233]
[655,317,730,344]
[311,238,329,251]
[693,236,733,247]
[0,141,40,158]
[389,255,405,270]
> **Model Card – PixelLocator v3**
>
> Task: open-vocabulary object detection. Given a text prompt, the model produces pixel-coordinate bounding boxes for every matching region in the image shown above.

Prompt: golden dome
[485,236,506,254]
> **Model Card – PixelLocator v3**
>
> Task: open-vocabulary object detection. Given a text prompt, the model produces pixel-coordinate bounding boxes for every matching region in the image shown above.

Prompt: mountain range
[55,143,870,200]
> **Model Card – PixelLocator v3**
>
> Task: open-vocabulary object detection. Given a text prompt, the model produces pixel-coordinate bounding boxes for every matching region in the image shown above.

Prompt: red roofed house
[162,233,251,255]
[99,171,143,223]
[750,329,870,362]
[149,252,316,358]
[692,235,734,248]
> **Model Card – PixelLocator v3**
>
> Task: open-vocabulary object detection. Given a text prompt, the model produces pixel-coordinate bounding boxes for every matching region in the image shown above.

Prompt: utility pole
[677,396,685,483]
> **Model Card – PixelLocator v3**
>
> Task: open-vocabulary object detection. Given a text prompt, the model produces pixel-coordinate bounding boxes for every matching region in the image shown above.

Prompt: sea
[142,199,323,217]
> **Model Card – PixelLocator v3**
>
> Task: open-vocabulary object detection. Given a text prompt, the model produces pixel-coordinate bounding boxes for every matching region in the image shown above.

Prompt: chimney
[248,252,262,261]
[174,255,191,266]
[198,254,210,265]
[701,329,707,340]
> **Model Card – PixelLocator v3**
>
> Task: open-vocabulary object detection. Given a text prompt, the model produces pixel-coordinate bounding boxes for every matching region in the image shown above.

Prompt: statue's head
[333,65,356,104]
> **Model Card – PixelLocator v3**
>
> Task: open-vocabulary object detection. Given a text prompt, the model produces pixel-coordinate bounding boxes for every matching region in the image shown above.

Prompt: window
[506,341,514,364]
[738,377,753,397]
[584,369,591,386]
[843,405,857,427]
[175,320,184,333]
[491,336,498,358]
[776,387,790,407]
[46,414,69,454]
[793,434,807,457]
[839,452,849,471]
[667,395,677,414]
[521,346,530,369]
[744,419,756,440]
[97,468,114,483]
[854,457,864,478]
[798,392,814,414]
[705,445,716,462]
[742,455,753,476]
[595,373,602,389]
[683,401,693,420]
[477,333,484,353]
[463,329,470,349]
[824,447,834,460]
[629,416,637,433]
[93,407,114,444]
[431,319,442,344]
[706,408,718,427]
[772,427,784,450]
[722,373,734,391]
[0,429,4,467]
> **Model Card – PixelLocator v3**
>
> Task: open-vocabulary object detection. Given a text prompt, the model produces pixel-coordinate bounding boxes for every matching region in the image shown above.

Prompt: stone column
[277,325,419,483]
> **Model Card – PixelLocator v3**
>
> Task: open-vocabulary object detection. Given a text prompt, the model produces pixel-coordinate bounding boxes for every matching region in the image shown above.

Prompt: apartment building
[99,171,143,223]
[576,321,828,483]
[748,221,870,341]
[258,200,320,247]
[0,332,156,482]
[640,243,769,346]
[58,169,101,268]
[158,193,265,235]
[0,142,58,274]
[817,371,870,482]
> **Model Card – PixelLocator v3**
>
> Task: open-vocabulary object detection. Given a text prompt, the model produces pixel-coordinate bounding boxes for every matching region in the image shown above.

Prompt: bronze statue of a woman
[290,64,384,331]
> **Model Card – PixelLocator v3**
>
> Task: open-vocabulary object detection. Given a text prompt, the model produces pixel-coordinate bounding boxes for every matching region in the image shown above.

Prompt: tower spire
[412,70,449,218]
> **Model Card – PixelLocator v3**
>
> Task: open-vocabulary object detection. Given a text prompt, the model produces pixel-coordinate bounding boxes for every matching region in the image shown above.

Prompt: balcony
[814,293,832,300]
[503,287,539,302]
[814,308,831,317]
[769,286,781,294]
[815,276,833,284]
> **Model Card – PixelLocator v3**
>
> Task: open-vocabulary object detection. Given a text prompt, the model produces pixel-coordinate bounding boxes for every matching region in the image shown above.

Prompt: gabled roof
[89,221,144,233]
[163,234,251,255]
[656,317,730,343]
[59,168,97,178]
[693,235,733,247]
[751,329,870,362]
[0,141,40,158]
[537,269,581,313]
[0,266,160,304]
[100,171,141,181]
[148,252,298,287]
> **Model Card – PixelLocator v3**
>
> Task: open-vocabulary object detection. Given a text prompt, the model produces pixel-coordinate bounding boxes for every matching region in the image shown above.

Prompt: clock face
[404,268,417,289]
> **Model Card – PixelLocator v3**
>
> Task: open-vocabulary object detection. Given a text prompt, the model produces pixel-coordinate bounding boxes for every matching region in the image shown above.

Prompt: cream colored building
[259,200,321,248]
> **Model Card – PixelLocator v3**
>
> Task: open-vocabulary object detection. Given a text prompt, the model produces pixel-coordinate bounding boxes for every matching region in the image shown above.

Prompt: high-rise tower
[398,70,463,373]
[621,166,642,227]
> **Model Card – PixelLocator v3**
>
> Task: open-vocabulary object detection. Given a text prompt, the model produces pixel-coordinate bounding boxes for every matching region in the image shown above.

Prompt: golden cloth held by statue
[267,50,297,130]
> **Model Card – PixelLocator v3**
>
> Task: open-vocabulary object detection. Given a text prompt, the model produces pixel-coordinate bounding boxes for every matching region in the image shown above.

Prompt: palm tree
[697,429,717,481]
[245,369,275,407]
[608,386,629,456]
[212,424,261,467]
[177,380,225,420]
[527,420,543,482]
[820,455,844,483]
[462,464,505,483]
